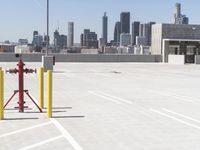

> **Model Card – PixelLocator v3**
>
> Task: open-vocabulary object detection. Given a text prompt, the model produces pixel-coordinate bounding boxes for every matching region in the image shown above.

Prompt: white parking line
[95,90,132,104]
[0,122,52,138]
[150,108,200,130]
[162,108,200,123]
[19,135,64,150]
[164,91,199,102]
[51,118,83,150]
[148,89,193,102]
[88,91,121,104]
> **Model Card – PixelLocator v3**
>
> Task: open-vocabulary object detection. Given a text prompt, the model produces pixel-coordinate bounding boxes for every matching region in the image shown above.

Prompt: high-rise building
[102,12,108,43]
[120,33,131,46]
[120,12,130,33]
[60,35,67,49]
[132,22,140,45]
[174,3,189,24]
[32,31,43,47]
[54,30,67,52]
[80,34,84,46]
[81,29,98,48]
[139,22,155,46]
[82,29,90,46]
[148,22,156,46]
[33,31,38,37]
[68,22,74,47]
[136,36,146,46]
[114,22,121,44]
[54,30,60,47]
[139,24,144,37]
[18,39,28,45]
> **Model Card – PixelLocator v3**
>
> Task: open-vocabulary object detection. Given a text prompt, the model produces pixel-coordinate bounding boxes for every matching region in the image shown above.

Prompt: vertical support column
[0,70,4,120]
[47,70,52,118]
[39,67,44,109]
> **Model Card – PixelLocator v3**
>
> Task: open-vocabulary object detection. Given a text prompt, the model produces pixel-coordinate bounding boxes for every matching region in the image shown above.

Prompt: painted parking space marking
[162,108,200,123]
[19,135,64,150]
[150,108,200,130]
[88,91,121,104]
[51,118,83,150]
[147,89,194,102]
[0,122,52,138]
[95,90,132,104]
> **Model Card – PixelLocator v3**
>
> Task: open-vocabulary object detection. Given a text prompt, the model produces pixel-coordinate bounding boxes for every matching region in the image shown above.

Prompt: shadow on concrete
[53,71,65,73]
[43,107,72,110]
[24,111,45,114]
[53,107,72,109]
[4,117,39,120]
[25,110,67,113]
[53,116,85,118]
[5,108,32,110]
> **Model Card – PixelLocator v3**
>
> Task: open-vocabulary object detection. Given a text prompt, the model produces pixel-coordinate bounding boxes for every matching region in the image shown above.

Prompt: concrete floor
[0,62,200,150]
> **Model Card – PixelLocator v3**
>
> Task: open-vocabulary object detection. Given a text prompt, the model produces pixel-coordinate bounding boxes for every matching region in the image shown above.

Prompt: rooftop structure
[151,23,200,63]
[0,62,200,149]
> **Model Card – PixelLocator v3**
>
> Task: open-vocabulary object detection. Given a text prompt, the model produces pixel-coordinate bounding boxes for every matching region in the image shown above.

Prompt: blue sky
[0,0,199,43]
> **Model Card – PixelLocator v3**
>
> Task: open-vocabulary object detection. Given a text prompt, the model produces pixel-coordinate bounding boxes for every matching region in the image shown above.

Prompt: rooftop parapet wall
[0,53,162,63]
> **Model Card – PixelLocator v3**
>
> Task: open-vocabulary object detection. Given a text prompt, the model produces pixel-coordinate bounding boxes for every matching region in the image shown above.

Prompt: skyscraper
[139,24,144,37]
[142,23,150,46]
[53,30,67,52]
[32,31,43,47]
[60,35,67,49]
[33,31,38,37]
[132,22,140,45]
[120,33,131,46]
[102,12,108,43]
[114,22,121,44]
[81,29,98,48]
[68,22,74,47]
[139,22,155,46]
[148,22,156,46]
[174,3,189,24]
[120,12,130,34]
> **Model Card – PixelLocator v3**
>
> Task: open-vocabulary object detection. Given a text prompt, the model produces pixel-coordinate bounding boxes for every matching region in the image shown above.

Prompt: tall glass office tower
[120,12,130,34]
[102,12,108,43]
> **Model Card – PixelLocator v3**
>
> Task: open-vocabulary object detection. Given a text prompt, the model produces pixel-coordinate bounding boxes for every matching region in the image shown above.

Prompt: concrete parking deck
[1,62,200,150]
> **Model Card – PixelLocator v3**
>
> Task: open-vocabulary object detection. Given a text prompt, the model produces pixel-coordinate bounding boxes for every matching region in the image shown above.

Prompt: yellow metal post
[39,67,44,109]
[0,70,4,120]
[47,70,52,118]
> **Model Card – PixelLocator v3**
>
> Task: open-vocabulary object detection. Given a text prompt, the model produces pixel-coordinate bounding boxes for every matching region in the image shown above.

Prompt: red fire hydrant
[4,54,42,113]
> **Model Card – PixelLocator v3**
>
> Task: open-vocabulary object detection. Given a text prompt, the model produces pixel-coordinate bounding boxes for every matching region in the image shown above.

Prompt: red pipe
[18,59,24,112]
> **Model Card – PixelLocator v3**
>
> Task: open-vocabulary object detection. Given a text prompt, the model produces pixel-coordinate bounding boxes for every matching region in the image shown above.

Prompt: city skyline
[0,0,199,43]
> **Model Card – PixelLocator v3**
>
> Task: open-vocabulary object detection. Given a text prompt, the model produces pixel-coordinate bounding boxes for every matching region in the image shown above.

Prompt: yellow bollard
[0,70,4,120]
[39,67,44,109]
[47,70,52,118]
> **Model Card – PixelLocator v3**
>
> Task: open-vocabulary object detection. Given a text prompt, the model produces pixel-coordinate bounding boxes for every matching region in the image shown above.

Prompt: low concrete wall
[0,53,162,62]
[168,55,185,65]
